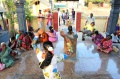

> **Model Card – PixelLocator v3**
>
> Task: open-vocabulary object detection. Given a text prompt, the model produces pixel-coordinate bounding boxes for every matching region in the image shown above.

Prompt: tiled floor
[1,26,120,79]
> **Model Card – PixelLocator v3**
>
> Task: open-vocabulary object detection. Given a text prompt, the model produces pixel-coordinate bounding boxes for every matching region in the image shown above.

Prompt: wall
[13,16,120,32]
[30,17,108,32]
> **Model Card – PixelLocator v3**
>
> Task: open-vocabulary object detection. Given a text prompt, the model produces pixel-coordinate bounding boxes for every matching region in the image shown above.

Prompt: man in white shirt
[85,13,95,25]
[38,10,44,28]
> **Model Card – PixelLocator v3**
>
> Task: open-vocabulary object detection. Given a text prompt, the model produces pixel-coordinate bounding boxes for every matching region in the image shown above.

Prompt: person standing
[62,10,66,25]
[66,9,69,19]
[85,13,95,25]
[71,9,75,23]
[47,11,52,29]
[38,10,44,28]
[58,8,61,26]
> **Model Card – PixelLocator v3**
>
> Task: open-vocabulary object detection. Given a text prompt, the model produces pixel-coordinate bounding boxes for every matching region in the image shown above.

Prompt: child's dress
[47,30,58,42]
[92,34,104,45]
[32,36,69,79]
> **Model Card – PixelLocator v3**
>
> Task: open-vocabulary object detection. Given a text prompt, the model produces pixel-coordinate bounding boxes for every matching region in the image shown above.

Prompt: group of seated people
[10,26,58,51]
[0,29,34,70]
[82,22,120,54]
[36,26,58,43]
[92,32,113,53]
[15,30,33,50]
[89,29,113,53]
[0,25,59,71]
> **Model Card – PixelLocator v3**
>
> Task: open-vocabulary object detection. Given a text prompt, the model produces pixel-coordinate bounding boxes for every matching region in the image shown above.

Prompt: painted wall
[30,17,109,32]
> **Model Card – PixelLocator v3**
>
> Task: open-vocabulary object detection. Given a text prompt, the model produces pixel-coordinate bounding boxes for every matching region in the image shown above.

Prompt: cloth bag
[113,46,119,53]
[0,63,5,71]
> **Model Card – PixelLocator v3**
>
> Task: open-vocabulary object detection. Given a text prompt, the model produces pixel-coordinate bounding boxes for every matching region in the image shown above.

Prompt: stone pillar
[14,0,27,33]
[107,0,120,34]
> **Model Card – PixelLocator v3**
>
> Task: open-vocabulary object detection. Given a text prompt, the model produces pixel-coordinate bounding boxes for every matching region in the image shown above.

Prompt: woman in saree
[46,11,52,29]
[16,30,24,48]
[47,26,58,42]
[38,29,49,43]
[97,35,113,54]
[0,42,14,68]
[8,36,17,50]
[8,36,18,58]
[32,29,72,79]
[92,31,104,45]
[22,32,32,50]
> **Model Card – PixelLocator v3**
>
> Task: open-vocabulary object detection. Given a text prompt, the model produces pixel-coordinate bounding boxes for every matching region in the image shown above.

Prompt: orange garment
[101,38,107,46]
[39,32,49,43]
[47,13,52,25]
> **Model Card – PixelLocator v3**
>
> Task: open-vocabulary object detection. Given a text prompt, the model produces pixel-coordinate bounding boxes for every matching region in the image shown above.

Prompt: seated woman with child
[92,31,104,45]
[16,30,24,48]
[8,36,18,58]
[0,42,14,68]
[47,26,58,42]
[97,35,113,54]
[22,32,32,50]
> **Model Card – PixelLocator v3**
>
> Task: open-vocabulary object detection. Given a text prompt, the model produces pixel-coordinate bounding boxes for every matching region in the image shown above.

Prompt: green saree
[0,47,14,68]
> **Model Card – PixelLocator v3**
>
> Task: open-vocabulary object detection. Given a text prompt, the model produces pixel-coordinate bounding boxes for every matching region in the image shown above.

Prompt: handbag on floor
[0,63,5,71]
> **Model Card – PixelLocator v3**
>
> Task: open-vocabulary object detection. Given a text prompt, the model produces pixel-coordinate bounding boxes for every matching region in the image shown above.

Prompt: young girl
[47,26,58,42]
[32,29,72,79]
[92,31,104,45]
[97,35,113,53]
